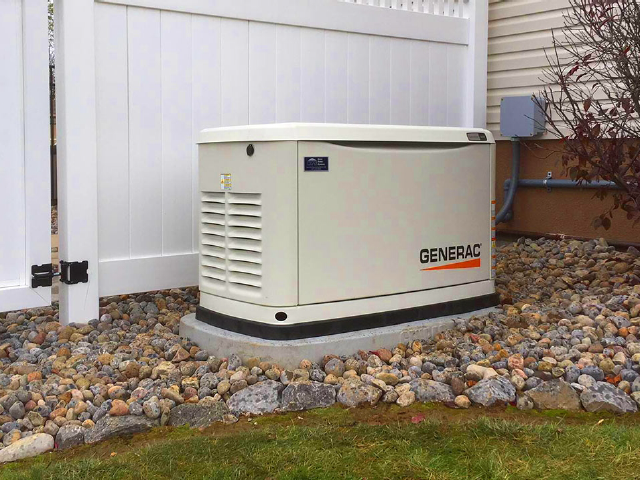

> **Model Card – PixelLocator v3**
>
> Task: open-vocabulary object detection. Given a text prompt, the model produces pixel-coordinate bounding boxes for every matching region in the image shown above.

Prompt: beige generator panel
[196,124,498,340]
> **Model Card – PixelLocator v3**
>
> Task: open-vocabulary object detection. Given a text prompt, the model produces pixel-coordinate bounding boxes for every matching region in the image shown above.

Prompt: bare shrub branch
[535,0,640,229]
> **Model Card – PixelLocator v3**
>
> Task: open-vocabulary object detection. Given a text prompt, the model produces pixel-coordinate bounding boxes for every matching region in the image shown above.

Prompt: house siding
[487,0,569,139]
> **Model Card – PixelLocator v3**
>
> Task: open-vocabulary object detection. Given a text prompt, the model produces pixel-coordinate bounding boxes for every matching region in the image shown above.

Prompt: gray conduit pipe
[495,138,520,224]
[504,178,621,190]
[494,138,622,225]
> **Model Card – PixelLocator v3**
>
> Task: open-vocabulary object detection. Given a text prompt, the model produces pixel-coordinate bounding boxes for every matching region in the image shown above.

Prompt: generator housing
[196,123,498,340]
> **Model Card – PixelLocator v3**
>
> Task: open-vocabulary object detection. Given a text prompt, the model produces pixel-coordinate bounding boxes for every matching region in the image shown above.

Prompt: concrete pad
[180,307,496,369]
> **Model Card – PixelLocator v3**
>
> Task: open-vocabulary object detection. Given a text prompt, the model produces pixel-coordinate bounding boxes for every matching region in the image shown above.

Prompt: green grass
[2,405,640,480]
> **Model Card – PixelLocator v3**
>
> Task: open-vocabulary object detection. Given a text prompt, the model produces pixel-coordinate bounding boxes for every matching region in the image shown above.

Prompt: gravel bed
[1,237,640,462]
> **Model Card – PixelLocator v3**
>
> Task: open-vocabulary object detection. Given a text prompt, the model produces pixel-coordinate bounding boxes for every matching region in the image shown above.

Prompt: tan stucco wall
[495,139,640,245]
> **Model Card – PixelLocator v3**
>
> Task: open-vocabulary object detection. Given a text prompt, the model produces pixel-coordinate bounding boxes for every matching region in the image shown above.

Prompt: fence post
[54,0,100,324]
[465,0,488,128]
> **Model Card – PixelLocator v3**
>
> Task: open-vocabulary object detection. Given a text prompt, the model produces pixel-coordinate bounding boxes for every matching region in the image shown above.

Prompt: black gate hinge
[31,263,54,288]
[31,261,89,288]
[60,260,89,285]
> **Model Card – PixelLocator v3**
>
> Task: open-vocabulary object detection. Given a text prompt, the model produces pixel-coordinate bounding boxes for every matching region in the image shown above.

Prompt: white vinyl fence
[0,0,51,312]
[1,0,488,323]
[340,0,469,17]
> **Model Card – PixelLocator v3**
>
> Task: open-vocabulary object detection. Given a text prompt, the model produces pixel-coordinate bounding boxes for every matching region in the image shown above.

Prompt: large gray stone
[168,402,230,428]
[84,416,158,444]
[227,380,283,415]
[580,382,638,414]
[282,381,336,411]
[465,376,516,407]
[525,379,581,411]
[409,379,455,404]
[337,379,383,408]
[0,433,54,463]
[55,424,85,450]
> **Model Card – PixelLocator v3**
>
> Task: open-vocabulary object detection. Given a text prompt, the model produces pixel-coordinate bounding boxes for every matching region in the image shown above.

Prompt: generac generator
[196,123,498,340]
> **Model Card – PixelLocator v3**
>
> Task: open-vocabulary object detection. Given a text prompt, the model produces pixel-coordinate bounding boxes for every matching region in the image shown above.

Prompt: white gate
[0,0,51,313]
[0,0,487,323]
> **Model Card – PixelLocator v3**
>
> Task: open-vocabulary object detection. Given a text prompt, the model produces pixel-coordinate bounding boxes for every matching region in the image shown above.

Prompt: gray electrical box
[500,96,545,138]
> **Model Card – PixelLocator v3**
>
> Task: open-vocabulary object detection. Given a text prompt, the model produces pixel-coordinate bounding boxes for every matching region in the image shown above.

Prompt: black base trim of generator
[195,293,500,341]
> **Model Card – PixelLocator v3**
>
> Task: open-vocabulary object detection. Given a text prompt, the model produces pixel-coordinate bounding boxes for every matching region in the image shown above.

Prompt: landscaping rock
[0,434,54,463]
[227,380,283,415]
[324,358,345,377]
[396,391,416,407]
[55,424,85,450]
[168,403,230,428]
[84,416,158,444]
[337,379,383,407]
[454,395,471,409]
[465,377,516,407]
[281,381,336,411]
[517,395,534,410]
[2,237,640,463]
[525,380,581,411]
[580,382,638,414]
[410,379,455,403]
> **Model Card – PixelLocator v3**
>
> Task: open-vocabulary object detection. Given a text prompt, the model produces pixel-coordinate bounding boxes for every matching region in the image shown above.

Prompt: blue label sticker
[304,157,329,171]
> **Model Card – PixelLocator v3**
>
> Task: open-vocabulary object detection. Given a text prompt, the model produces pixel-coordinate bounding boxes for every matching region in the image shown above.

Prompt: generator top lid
[198,123,495,145]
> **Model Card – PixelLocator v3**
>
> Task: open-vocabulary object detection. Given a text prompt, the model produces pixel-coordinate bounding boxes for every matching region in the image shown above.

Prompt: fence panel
[0,0,51,313]
[55,0,488,322]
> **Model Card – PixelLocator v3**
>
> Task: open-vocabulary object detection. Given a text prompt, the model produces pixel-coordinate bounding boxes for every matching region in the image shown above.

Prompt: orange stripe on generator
[421,258,481,271]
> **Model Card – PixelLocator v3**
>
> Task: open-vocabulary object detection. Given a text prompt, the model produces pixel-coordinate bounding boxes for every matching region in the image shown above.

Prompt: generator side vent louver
[201,192,262,297]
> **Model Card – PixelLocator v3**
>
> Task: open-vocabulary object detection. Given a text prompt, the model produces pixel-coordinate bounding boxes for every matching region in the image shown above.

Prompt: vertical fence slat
[220,19,249,126]
[248,22,277,124]
[347,33,370,123]
[369,35,390,124]
[446,44,464,125]
[300,28,326,122]
[325,31,348,122]
[428,43,447,125]
[127,6,162,258]
[95,3,130,262]
[390,38,411,124]
[54,0,99,323]
[276,25,301,122]
[161,11,193,255]
[409,40,429,125]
